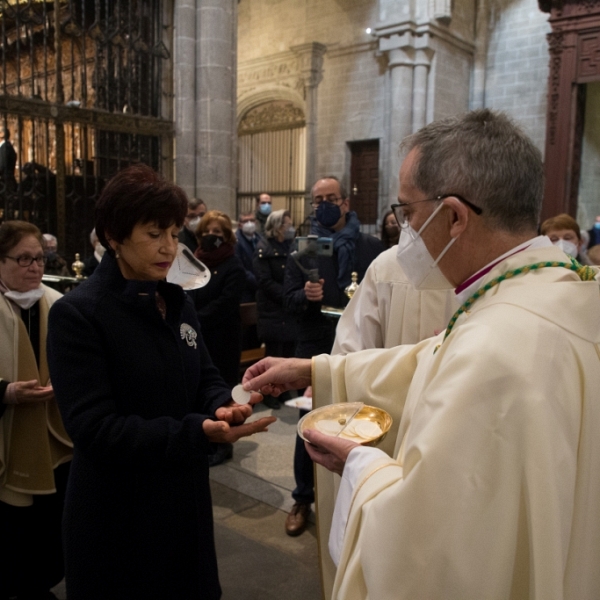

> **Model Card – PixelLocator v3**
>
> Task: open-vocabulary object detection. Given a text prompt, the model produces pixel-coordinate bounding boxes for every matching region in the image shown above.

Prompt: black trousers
[292,325,336,505]
[0,462,70,599]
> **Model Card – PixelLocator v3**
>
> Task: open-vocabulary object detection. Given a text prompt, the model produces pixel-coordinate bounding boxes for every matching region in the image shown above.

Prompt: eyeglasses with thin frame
[311,194,344,210]
[391,194,482,228]
[3,254,47,267]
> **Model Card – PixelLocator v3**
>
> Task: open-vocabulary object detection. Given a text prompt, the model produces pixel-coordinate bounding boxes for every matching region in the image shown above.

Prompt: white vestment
[332,246,457,354]
[313,245,600,600]
[317,246,458,596]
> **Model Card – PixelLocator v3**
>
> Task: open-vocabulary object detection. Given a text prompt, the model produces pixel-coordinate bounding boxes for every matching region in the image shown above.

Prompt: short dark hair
[0,220,43,258]
[402,109,543,233]
[311,176,348,200]
[95,164,188,254]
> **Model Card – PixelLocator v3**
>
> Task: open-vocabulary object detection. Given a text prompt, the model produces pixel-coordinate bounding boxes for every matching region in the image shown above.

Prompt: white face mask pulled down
[395,201,456,290]
[4,286,45,310]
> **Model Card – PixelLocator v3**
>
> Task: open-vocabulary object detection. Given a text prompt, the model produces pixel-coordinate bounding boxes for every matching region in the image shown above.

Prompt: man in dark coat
[0,128,17,193]
[178,197,207,252]
[234,211,261,303]
[282,175,384,536]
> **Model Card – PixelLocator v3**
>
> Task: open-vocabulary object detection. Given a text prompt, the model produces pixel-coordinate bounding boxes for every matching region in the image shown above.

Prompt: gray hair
[188,197,206,209]
[264,209,291,239]
[401,109,543,233]
[42,233,57,246]
[311,175,348,200]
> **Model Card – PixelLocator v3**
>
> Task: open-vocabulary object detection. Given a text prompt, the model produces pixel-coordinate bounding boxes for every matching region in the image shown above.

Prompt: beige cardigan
[0,284,73,507]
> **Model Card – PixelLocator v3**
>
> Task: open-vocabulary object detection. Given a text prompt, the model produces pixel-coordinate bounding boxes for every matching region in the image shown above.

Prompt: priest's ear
[443,196,470,239]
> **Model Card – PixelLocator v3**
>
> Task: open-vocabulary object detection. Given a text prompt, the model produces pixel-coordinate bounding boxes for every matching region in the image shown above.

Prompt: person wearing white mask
[0,220,73,599]
[540,212,589,264]
[253,210,299,410]
[243,109,600,600]
[235,210,261,303]
[178,197,207,253]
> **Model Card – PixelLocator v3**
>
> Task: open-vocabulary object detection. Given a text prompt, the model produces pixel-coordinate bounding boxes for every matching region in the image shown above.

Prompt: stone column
[386,40,414,202]
[195,0,237,216]
[174,0,197,197]
[412,46,433,133]
[291,42,327,195]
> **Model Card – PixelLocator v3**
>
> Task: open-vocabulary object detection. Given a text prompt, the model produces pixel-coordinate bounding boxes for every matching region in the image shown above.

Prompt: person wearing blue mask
[281,176,383,536]
[588,215,600,250]
[255,193,273,233]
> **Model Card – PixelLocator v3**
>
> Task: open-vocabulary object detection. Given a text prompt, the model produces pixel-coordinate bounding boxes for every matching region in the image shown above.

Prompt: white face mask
[242,221,256,236]
[4,286,45,310]
[395,202,456,290]
[94,243,106,258]
[553,239,578,258]
[186,216,201,233]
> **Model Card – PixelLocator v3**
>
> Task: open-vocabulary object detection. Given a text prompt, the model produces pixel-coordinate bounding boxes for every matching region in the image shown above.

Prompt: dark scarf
[311,210,361,290]
[194,242,235,270]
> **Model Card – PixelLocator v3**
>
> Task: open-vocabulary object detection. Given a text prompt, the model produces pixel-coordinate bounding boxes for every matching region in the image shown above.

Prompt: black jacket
[47,254,230,600]
[178,227,198,253]
[234,229,260,302]
[283,232,383,352]
[188,254,246,387]
[253,237,299,343]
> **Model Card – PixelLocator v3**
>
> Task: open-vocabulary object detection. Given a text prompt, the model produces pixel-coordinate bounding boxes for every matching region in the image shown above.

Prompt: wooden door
[349,140,379,226]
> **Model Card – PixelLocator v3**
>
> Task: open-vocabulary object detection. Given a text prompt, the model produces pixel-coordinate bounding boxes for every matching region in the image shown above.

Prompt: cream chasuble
[313,245,600,600]
[318,246,458,597]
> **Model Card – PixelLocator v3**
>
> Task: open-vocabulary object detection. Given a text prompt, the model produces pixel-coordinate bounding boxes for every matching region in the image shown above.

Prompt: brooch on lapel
[180,323,198,349]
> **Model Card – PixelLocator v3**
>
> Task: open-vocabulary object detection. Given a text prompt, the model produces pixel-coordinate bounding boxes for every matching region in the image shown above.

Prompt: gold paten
[298,402,392,447]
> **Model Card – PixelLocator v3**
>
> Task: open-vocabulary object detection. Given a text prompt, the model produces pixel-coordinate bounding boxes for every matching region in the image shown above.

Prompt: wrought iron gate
[0,0,173,263]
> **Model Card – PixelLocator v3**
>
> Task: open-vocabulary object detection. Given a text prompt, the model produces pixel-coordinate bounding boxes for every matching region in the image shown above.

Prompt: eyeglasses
[391,194,482,228]
[4,254,47,267]
[311,195,344,209]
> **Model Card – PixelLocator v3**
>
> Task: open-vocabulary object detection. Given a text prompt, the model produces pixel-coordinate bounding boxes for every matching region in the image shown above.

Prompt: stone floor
[51,400,321,599]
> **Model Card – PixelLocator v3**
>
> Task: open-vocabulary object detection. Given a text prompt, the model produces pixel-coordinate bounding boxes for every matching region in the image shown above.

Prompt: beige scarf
[0,289,73,507]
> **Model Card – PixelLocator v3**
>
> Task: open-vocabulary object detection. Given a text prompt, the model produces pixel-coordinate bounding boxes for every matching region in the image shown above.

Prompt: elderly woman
[189,210,246,466]
[0,220,72,600]
[47,165,274,600]
[253,209,298,409]
[540,213,591,264]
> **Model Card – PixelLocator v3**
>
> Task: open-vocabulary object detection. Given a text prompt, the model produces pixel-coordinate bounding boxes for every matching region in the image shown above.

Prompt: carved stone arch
[236,86,306,131]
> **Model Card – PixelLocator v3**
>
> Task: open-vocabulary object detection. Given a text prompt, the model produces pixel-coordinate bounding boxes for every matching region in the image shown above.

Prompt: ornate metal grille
[0,0,172,263]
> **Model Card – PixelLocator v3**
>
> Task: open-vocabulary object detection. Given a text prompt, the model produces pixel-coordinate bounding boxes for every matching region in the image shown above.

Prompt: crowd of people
[1,109,600,599]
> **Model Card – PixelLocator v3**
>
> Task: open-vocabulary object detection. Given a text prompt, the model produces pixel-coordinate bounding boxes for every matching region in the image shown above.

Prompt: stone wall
[483,0,551,152]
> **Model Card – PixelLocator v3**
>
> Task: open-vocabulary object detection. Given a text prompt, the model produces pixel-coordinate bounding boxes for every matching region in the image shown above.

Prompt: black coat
[47,254,231,600]
[178,226,198,253]
[188,254,246,387]
[283,232,383,354]
[253,237,299,343]
[234,229,260,302]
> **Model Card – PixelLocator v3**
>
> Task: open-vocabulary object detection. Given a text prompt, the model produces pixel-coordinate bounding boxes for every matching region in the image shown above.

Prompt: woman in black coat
[253,209,298,409]
[189,210,246,389]
[47,165,274,600]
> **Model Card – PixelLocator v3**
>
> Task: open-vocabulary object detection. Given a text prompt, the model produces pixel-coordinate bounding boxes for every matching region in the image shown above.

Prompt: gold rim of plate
[297,402,392,447]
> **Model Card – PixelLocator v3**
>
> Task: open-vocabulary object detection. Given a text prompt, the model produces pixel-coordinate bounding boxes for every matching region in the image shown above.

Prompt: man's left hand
[304,429,359,476]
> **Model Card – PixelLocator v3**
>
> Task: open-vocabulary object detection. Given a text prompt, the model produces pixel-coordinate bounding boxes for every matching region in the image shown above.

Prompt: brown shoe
[285,502,311,536]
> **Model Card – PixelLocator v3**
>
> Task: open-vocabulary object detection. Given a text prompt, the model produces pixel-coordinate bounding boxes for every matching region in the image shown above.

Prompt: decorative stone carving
[547,31,564,146]
[238,101,305,135]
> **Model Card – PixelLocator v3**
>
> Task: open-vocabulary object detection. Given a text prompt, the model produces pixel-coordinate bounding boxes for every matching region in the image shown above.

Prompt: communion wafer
[231,384,252,405]
[316,419,344,435]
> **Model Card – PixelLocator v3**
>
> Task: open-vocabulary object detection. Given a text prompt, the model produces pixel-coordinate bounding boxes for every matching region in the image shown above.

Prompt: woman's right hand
[4,380,54,404]
[202,415,277,444]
